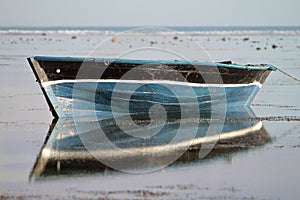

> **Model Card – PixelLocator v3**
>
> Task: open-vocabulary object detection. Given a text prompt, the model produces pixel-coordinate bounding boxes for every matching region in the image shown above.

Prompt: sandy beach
[0,27,300,199]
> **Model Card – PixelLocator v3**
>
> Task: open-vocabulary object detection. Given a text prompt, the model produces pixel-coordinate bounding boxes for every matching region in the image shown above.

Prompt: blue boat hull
[42,80,261,119]
[27,56,275,119]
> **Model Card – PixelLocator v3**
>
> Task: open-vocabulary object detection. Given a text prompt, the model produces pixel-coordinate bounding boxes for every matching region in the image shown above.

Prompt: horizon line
[1,25,300,28]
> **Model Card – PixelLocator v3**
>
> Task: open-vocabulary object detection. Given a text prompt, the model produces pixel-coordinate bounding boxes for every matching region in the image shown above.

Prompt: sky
[0,0,300,27]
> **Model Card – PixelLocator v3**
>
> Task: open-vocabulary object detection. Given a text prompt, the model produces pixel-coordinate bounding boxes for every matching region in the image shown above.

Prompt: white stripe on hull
[41,79,262,88]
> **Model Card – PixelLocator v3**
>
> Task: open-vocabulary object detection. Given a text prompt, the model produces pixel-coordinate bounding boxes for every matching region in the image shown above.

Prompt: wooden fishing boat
[27,56,276,119]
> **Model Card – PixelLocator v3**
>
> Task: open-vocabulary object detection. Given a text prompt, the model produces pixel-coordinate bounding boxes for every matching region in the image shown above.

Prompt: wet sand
[0,29,300,199]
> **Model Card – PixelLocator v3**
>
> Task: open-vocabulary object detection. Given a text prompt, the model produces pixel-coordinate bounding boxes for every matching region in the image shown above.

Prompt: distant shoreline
[1,26,300,31]
[1,26,300,36]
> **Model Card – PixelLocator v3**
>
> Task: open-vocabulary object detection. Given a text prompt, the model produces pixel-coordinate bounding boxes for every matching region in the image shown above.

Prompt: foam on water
[1,26,300,36]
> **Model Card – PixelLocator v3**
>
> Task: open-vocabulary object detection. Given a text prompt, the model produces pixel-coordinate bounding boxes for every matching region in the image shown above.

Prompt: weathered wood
[32,60,272,84]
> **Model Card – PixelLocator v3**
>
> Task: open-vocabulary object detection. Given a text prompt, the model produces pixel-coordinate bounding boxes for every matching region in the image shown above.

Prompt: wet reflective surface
[0,29,299,199]
[30,107,271,181]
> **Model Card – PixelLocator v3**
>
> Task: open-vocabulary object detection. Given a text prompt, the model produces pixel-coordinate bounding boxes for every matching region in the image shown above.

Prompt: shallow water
[0,28,300,199]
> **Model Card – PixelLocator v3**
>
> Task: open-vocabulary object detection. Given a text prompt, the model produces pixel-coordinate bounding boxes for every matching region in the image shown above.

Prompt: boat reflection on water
[30,107,270,181]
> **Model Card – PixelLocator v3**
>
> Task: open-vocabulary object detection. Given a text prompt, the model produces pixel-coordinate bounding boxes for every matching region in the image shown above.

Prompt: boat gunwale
[30,56,277,71]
